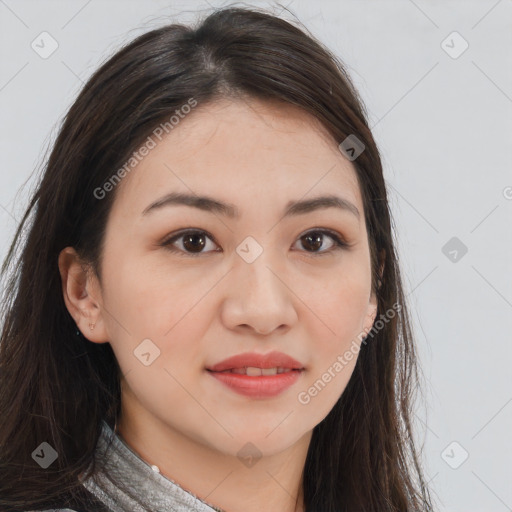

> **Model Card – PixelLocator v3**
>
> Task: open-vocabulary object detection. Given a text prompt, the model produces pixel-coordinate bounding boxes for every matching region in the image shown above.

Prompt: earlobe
[377,249,385,290]
[58,247,109,343]
[362,293,378,337]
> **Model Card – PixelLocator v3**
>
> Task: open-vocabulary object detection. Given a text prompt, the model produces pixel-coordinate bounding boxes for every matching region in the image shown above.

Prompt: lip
[208,369,303,398]
[205,350,305,399]
[206,350,305,372]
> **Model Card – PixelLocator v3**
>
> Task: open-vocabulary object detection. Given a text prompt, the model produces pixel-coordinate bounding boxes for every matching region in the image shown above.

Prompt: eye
[160,228,348,257]
[161,229,219,257]
[292,228,348,256]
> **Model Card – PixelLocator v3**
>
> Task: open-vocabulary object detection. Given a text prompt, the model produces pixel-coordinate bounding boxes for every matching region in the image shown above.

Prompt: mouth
[205,351,305,397]
[207,367,303,376]
[206,367,305,398]
[205,350,305,374]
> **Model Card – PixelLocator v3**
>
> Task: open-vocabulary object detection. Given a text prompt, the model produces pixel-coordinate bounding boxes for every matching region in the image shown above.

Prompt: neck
[117,406,309,512]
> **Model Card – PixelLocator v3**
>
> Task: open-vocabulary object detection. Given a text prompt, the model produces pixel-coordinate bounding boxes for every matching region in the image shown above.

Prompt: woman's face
[78,97,377,457]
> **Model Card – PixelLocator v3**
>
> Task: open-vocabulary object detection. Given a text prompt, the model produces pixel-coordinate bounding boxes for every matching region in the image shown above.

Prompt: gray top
[32,420,224,512]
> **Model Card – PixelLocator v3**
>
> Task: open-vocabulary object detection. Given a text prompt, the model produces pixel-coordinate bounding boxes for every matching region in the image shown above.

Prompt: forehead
[110,97,363,221]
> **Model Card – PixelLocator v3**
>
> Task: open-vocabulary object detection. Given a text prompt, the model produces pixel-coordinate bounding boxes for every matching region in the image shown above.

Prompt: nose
[220,254,298,336]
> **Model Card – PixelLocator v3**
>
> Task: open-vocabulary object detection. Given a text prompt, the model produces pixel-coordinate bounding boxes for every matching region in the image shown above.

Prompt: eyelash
[160,228,349,258]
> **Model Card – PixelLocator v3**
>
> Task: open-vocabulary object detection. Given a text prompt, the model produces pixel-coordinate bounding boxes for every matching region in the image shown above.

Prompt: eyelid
[298,227,349,246]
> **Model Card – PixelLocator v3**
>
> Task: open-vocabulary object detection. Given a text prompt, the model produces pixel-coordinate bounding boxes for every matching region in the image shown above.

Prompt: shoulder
[20,483,110,512]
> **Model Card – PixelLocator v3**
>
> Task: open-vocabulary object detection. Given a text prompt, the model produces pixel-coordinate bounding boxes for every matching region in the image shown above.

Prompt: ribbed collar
[80,420,224,512]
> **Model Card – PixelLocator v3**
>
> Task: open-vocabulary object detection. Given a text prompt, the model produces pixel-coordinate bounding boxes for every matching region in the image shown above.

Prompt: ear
[58,247,109,343]
[362,289,378,338]
[377,249,385,290]
[362,249,385,337]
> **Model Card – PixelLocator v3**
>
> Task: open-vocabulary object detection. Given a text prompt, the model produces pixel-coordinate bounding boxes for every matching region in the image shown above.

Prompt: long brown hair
[0,6,435,511]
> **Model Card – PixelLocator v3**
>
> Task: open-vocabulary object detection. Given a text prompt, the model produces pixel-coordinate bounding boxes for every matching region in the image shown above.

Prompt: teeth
[247,366,265,376]
[220,367,294,376]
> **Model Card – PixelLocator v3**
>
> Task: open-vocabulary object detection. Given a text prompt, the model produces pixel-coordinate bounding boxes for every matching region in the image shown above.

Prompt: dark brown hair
[0,6,435,511]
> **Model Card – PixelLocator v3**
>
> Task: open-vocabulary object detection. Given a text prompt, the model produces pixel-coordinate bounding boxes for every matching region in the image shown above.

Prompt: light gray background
[1,1,511,511]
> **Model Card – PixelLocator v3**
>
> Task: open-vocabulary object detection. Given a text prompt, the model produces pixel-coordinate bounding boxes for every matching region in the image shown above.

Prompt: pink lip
[206,350,305,372]
[208,370,303,398]
[205,350,305,399]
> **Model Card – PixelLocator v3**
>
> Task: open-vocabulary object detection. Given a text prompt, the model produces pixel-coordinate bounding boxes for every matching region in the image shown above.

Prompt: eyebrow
[141,192,360,221]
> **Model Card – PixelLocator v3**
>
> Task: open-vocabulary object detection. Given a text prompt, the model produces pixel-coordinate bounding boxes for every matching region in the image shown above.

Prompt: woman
[0,6,435,512]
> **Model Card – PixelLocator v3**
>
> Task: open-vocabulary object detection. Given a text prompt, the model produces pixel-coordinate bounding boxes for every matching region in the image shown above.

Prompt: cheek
[295,276,369,420]
[299,262,371,389]
[99,252,215,385]
[102,245,208,337]
[306,263,371,340]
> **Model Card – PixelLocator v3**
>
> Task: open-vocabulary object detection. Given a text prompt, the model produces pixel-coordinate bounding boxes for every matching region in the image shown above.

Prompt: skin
[59,97,378,512]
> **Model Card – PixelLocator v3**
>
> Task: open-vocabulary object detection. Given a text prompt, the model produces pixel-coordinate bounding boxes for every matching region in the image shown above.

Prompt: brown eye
[301,232,324,252]
[293,229,347,255]
[161,228,347,258]
[162,229,219,257]
[181,232,206,253]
